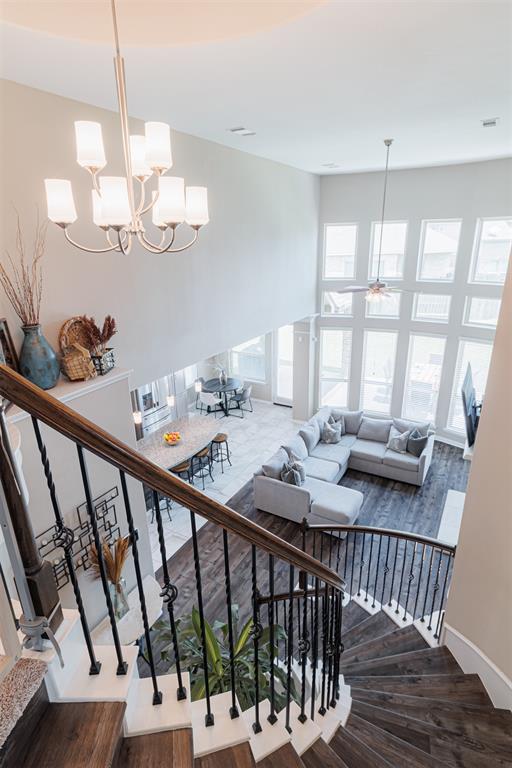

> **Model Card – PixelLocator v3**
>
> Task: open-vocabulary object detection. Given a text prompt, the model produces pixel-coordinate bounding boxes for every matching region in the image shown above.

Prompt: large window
[412,293,451,323]
[319,329,352,407]
[417,220,461,281]
[470,218,512,284]
[369,221,407,280]
[464,296,501,328]
[230,335,266,382]
[321,291,353,316]
[403,335,446,423]
[365,292,401,319]
[448,339,493,432]
[360,330,397,414]
[323,224,357,279]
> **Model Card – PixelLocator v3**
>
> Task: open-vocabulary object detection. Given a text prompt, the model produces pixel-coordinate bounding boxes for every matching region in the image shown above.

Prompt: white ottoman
[304,477,363,527]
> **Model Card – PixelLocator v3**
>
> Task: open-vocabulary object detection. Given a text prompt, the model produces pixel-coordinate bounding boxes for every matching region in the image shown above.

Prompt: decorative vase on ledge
[219,369,228,386]
[19,324,60,390]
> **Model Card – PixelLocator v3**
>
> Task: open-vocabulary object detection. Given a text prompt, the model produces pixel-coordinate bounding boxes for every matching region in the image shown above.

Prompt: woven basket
[59,317,90,355]
[61,343,97,382]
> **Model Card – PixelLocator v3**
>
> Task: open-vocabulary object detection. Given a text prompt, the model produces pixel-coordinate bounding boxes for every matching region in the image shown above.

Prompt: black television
[461,364,481,446]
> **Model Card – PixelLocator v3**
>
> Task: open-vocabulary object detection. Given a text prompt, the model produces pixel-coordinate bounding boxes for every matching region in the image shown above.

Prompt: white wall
[317,159,512,441]
[0,79,319,389]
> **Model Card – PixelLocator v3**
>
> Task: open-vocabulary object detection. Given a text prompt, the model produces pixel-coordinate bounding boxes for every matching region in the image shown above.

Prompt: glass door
[273,324,294,406]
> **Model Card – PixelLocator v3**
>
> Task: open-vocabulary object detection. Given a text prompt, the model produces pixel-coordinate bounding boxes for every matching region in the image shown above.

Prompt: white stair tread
[242,698,291,763]
[277,700,322,756]
[124,672,192,737]
[317,698,352,743]
[352,590,381,616]
[414,612,443,647]
[55,644,139,702]
[382,598,414,628]
[191,691,250,758]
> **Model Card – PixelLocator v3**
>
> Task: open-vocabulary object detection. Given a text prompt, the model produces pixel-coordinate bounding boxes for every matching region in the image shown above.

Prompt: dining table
[202,377,242,417]
[136,414,222,471]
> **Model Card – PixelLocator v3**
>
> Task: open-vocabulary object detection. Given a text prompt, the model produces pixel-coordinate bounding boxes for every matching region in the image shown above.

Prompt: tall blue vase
[19,324,60,390]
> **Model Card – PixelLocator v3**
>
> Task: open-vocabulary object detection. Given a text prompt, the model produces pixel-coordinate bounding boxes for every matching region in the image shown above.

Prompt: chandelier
[44,0,209,255]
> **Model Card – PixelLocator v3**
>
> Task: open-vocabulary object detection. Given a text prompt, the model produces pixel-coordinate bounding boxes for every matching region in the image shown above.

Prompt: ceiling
[1,1,511,174]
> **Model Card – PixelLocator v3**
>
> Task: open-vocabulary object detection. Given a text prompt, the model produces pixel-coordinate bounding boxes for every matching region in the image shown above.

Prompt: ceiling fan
[337,138,401,303]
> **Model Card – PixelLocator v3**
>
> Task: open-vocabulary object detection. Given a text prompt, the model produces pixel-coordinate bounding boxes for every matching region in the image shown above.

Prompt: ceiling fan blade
[336,286,369,294]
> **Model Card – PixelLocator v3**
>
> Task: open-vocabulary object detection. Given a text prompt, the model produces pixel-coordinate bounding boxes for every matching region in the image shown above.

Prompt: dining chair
[229,384,253,418]
[199,392,222,417]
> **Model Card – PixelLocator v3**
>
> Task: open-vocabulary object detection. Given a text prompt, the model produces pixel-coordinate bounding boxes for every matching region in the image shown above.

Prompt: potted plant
[0,213,60,389]
[89,535,130,620]
[80,315,117,375]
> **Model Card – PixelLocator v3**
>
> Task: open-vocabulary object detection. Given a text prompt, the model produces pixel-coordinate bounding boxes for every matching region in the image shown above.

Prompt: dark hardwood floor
[146,443,468,677]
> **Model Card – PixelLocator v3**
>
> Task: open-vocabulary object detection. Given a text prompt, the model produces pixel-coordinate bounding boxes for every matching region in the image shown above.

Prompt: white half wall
[0,79,319,389]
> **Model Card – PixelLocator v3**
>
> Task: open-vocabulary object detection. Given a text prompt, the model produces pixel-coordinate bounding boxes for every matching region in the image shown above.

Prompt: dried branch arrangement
[80,315,117,356]
[89,535,130,587]
[0,213,47,326]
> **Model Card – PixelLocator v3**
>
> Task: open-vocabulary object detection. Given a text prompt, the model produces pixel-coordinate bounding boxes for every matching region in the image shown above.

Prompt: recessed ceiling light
[321,162,340,169]
[481,117,499,128]
[228,126,256,137]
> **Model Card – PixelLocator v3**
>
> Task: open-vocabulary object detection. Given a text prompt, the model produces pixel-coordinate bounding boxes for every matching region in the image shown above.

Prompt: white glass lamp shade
[166,394,175,408]
[194,380,202,393]
[99,176,131,227]
[185,186,209,227]
[158,177,185,225]
[133,410,142,425]
[129,135,152,178]
[151,190,165,228]
[91,190,109,228]
[44,179,77,224]
[74,121,106,170]
[145,122,172,171]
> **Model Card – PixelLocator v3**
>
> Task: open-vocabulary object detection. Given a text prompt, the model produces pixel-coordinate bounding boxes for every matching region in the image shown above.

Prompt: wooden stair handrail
[0,366,343,590]
[305,522,456,554]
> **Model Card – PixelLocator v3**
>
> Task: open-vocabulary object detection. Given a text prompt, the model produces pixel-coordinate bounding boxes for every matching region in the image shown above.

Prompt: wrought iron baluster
[285,565,294,733]
[320,531,324,565]
[190,510,214,726]
[251,545,262,733]
[434,551,451,641]
[388,536,400,608]
[310,576,320,721]
[412,543,427,621]
[364,533,375,602]
[332,590,342,704]
[380,535,391,607]
[326,586,336,709]
[420,545,436,622]
[318,580,328,716]
[153,492,186,701]
[31,419,100,675]
[350,531,357,596]
[328,532,333,569]
[403,541,417,621]
[267,554,277,725]
[357,533,367,597]
[371,534,383,609]
[336,530,343,574]
[427,548,444,631]
[76,446,127,675]
[223,531,238,719]
[298,569,309,723]
[343,531,349,583]
[395,540,408,614]
[120,473,162,703]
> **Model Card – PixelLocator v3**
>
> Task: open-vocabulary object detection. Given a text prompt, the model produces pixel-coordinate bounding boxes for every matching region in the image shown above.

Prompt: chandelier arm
[138,227,176,253]
[63,227,125,254]
[165,228,200,254]
[89,170,101,196]
[116,229,133,255]
[135,178,146,216]
[139,171,162,215]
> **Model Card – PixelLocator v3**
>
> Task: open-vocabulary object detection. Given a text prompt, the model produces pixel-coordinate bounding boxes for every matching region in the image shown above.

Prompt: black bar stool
[151,494,172,524]
[171,459,193,484]
[210,433,232,474]
[192,445,214,490]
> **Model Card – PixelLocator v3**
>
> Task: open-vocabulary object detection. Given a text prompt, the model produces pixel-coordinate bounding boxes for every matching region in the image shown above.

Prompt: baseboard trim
[443,622,512,711]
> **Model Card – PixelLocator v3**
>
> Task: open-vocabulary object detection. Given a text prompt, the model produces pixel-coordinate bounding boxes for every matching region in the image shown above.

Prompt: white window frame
[230,336,267,383]
[416,218,462,283]
[463,296,501,329]
[412,293,451,324]
[368,220,408,281]
[402,332,446,424]
[365,292,401,320]
[323,222,358,281]
[320,290,354,318]
[360,328,398,415]
[318,328,352,409]
[468,216,512,286]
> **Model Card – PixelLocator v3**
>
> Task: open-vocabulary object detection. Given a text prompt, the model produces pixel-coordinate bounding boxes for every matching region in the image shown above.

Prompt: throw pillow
[358,417,393,443]
[299,420,320,453]
[333,409,363,434]
[393,417,430,437]
[283,434,308,461]
[321,421,342,444]
[407,428,429,457]
[261,447,289,480]
[328,413,346,434]
[281,461,304,486]
[387,426,410,454]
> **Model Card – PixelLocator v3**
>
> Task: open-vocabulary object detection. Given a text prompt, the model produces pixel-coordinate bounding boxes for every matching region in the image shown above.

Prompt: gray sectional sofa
[254,407,434,527]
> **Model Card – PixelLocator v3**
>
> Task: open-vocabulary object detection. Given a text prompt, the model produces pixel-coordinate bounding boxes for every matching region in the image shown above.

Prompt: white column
[292,315,318,422]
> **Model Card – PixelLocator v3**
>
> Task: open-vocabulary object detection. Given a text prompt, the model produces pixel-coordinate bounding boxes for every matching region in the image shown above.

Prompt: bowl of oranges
[163,431,181,446]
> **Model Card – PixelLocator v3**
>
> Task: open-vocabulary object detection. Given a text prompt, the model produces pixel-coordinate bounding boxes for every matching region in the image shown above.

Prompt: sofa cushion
[358,417,393,443]
[387,426,410,454]
[350,439,387,463]
[407,428,429,457]
[321,421,342,444]
[304,478,363,526]
[383,449,420,472]
[299,421,320,453]
[262,447,289,480]
[339,434,357,448]
[393,417,431,437]
[333,409,363,434]
[310,442,351,467]
[283,434,308,462]
[303,456,340,483]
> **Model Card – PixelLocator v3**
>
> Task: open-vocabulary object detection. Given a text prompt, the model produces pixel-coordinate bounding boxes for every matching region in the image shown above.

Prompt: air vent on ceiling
[228,126,256,137]
[321,162,340,169]
[481,118,499,128]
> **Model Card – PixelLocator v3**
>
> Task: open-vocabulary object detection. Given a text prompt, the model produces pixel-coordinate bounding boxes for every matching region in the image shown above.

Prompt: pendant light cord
[111,0,121,56]
[376,138,393,282]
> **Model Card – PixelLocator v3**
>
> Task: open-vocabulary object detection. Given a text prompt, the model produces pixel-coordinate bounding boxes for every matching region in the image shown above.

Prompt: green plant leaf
[191,605,223,678]
[234,617,253,656]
